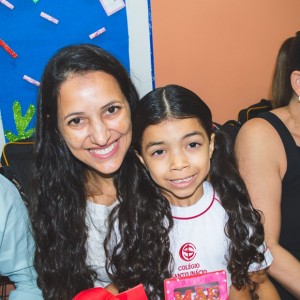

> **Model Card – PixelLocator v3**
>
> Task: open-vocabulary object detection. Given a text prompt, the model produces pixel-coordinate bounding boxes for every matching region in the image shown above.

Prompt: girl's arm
[229,285,251,300]
[235,118,300,298]
[250,271,280,300]
[229,271,280,300]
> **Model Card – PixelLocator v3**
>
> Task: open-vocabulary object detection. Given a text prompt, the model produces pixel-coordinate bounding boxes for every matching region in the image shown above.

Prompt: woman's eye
[106,105,120,115]
[68,117,83,126]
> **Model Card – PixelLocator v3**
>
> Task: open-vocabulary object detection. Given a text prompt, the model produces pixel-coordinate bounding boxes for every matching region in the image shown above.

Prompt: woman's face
[57,71,132,176]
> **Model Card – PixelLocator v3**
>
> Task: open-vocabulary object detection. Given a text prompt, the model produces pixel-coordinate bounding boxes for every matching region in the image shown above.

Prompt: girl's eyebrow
[184,130,205,139]
[144,130,205,150]
[144,141,164,150]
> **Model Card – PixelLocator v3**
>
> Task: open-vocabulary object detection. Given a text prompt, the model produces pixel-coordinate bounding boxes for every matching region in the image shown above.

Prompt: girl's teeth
[172,176,193,183]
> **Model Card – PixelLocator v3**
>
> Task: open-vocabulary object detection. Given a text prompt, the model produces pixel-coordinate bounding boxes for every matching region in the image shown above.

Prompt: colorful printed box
[164,270,228,300]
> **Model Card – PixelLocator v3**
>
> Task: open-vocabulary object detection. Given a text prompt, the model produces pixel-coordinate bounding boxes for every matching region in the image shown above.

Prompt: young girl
[106,85,279,299]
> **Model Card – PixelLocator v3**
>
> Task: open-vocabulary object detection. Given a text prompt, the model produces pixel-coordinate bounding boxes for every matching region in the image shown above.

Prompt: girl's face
[137,118,214,206]
[57,71,132,176]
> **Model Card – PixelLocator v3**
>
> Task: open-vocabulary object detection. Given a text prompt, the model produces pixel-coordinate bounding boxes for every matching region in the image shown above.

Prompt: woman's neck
[282,98,300,145]
[85,170,117,206]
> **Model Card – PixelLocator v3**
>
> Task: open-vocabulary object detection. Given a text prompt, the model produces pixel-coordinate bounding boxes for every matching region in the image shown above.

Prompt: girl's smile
[137,117,214,206]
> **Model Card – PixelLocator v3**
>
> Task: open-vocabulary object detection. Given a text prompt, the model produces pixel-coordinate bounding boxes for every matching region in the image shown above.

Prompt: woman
[29,44,139,300]
[235,32,300,299]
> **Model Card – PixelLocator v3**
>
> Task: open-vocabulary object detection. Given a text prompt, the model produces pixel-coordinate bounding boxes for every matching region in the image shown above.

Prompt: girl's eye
[152,149,165,156]
[189,142,199,148]
[106,105,121,115]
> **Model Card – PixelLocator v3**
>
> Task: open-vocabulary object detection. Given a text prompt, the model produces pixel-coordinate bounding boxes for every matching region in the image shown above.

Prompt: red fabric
[73,287,117,300]
[73,284,148,300]
[117,284,148,299]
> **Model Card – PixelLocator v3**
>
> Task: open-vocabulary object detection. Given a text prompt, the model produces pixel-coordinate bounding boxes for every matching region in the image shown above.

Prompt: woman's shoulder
[239,114,276,135]
[235,112,286,174]
[236,112,283,149]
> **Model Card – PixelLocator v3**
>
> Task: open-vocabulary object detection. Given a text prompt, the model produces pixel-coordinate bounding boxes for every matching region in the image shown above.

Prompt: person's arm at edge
[0,175,43,300]
[235,118,300,298]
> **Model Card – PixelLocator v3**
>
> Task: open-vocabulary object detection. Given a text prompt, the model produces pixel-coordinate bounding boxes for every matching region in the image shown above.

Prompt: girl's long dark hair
[106,84,265,299]
[30,44,138,300]
[109,148,174,299]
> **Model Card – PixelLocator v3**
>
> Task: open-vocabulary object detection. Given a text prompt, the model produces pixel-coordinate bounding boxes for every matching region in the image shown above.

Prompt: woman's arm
[235,118,300,298]
[105,283,119,294]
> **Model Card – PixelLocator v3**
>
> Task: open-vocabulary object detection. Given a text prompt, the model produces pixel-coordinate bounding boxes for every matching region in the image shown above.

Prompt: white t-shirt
[169,181,273,288]
[86,200,118,288]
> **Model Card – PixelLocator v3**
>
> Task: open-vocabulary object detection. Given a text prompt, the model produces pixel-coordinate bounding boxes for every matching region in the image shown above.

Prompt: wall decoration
[5,101,35,142]
[0,0,154,151]
[99,0,125,16]
[0,0,14,10]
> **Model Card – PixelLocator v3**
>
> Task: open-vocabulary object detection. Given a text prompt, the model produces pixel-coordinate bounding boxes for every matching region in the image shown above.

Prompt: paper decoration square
[164,270,228,300]
[99,0,125,16]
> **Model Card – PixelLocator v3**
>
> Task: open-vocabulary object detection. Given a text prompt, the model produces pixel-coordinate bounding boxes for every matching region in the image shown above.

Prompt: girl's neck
[162,185,204,207]
[85,170,117,206]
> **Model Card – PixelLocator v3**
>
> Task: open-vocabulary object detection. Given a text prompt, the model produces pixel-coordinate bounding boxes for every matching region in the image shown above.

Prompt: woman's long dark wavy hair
[106,84,265,299]
[29,44,139,300]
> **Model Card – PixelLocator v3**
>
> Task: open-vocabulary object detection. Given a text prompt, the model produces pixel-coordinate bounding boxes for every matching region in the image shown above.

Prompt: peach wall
[150,0,300,123]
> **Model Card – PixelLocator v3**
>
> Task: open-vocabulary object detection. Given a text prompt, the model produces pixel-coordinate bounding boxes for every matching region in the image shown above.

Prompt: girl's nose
[169,152,189,171]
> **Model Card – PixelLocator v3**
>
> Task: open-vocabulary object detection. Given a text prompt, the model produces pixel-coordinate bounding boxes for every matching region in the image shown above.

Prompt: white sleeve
[248,242,273,272]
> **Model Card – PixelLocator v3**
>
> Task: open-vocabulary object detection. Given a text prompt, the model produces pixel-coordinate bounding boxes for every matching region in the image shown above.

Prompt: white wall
[127,0,154,98]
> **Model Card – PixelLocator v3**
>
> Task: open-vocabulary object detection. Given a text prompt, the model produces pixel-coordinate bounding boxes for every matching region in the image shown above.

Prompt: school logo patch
[179,242,196,261]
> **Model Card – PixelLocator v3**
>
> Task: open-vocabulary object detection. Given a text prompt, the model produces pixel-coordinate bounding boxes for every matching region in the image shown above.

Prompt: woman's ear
[290,71,300,99]
[209,133,215,158]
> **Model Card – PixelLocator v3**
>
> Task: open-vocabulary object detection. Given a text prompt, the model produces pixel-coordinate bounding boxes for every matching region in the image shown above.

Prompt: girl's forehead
[142,117,208,141]
[153,117,206,130]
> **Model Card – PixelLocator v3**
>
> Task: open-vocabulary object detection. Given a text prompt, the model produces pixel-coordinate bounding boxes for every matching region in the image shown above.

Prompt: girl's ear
[209,133,215,158]
[291,71,300,98]
[134,150,146,167]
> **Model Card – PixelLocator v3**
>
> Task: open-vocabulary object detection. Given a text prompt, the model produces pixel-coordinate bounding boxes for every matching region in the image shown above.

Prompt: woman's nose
[89,122,111,146]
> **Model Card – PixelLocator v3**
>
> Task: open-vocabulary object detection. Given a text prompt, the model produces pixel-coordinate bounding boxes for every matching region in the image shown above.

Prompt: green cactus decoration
[5,101,35,142]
